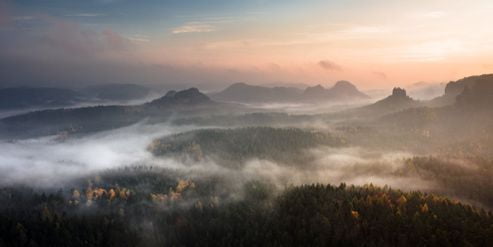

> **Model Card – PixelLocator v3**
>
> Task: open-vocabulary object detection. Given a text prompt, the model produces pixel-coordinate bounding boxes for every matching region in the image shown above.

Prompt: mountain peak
[333,80,356,90]
[311,84,325,90]
[392,87,407,97]
[228,82,250,89]
[211,82,303,103]
[303,84,327,98]
[304,84,325,92]
[150,88,211,106]
[362,87,417,114]
[164,90,177,98]
[328,81,369,100]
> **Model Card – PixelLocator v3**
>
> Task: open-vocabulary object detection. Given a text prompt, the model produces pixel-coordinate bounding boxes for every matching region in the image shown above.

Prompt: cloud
[1,15,133,57]
[172,22,216,34]
[65,13,106,17]
[102,29,133,50]
[128,34,150,42]
[372,71,388,80]
[400,39,468,62]
[340,25,389,35]
[318,60,343,72]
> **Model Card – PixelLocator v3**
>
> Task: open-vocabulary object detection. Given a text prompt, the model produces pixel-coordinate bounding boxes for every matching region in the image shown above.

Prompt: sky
[0,0,492,90]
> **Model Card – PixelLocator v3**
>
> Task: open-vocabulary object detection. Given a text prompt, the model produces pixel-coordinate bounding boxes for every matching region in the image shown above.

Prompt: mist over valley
[1,1,493,245]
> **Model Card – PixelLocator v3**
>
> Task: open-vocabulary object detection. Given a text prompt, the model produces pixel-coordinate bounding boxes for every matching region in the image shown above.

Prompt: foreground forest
[1,168,493,247]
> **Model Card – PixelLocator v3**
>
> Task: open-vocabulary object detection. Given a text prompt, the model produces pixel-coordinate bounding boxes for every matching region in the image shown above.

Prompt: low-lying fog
[0,123,196,186]
[0,123,435,193]
[241,100,373,114]
[0,92,163,119]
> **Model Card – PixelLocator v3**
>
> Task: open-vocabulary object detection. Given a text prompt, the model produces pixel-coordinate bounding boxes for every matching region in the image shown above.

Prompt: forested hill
[148,127,346,167]
[0,88,235,139]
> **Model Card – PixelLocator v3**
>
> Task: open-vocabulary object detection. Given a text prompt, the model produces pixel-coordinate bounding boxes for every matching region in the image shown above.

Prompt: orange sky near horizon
[2,0,493,89]
[132,1,493,89]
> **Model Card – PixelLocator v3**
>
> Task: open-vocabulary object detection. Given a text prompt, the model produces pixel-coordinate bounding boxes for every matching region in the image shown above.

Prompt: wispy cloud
[399,39,468,62]
[65,13,106,17]
[12,16,35,21]
[176,15,237,24]
[340,25,389,35]
[128,34,151,42]
[318,60,343,72]
[172,22,216,34]
[372,71,388,80]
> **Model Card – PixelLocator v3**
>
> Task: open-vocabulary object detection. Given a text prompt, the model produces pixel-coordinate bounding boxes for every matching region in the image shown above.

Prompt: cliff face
[372,87,416,107]
[428,74,493,107]
[355,87,420,116]
[456,79,493,109]
[392,87,408,98]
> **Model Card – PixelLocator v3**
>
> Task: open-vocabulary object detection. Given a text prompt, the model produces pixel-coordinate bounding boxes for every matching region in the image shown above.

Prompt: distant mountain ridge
[0,84,152,110]
[361,73,493,116]
[304,80,370,102]
[0,87,83,110]
[378,75,493,136]
[82,83,150,101]
[210,82,302,103]
[211,81,369,103]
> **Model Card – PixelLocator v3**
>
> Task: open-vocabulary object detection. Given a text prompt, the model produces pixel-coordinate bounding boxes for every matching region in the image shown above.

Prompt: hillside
[0,88,230,139]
